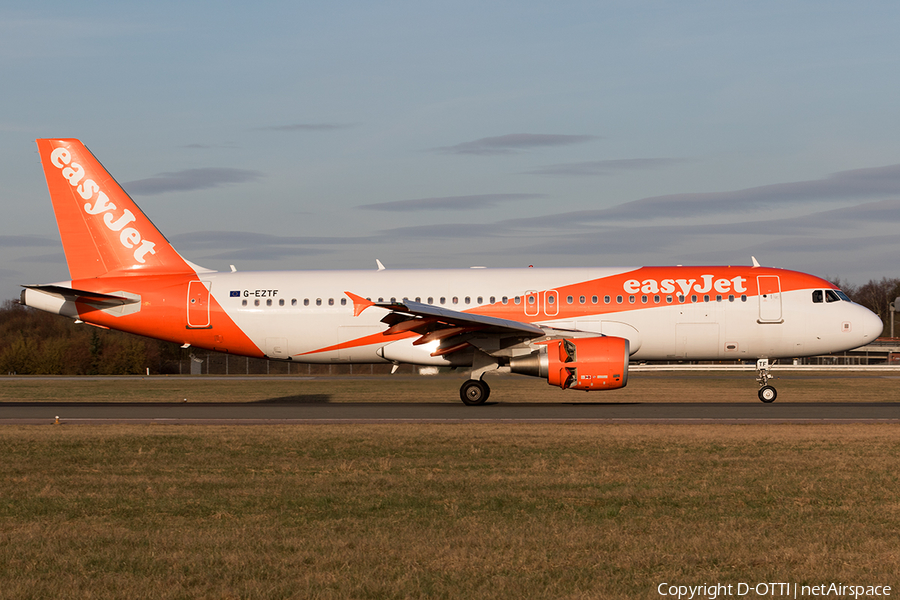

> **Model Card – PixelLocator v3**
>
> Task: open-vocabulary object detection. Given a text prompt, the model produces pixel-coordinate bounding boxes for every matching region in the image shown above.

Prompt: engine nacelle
[509,336,629,391]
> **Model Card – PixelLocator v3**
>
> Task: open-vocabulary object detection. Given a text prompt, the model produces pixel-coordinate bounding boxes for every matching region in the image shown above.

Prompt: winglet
[751,256,761,267]
[345,291,375,317]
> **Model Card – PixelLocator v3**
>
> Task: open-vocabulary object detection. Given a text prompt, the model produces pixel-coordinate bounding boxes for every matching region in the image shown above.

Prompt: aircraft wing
[345,291,546,356]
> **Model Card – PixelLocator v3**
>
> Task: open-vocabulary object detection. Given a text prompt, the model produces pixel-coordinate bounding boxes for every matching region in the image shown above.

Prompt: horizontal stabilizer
[22,284,139,307]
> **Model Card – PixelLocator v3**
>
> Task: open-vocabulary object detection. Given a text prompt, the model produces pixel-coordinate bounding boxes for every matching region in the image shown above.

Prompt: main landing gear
[756,358,777,403]
[460,378,491,406]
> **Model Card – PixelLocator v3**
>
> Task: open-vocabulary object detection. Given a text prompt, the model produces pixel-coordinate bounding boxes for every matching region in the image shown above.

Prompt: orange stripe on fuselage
[466,266,831,322]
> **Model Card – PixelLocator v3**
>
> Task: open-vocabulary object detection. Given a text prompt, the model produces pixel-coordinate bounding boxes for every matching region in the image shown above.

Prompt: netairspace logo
[657,582,892,599]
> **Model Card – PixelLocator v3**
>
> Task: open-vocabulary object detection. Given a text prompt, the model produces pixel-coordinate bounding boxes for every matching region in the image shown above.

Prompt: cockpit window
[814,289,850,303]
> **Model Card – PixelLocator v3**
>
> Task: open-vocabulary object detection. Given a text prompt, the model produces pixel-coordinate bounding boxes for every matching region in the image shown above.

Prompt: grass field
[0,424,898,599]
[1,369,898,403]
[0,374,897,598]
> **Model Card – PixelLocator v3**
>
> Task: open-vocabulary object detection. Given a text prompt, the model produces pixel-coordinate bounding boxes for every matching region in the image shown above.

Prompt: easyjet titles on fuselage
[49,147,157,265]
[623,274,748,296]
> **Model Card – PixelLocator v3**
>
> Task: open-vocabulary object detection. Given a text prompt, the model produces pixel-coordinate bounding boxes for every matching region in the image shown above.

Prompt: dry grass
[1,370,898,403]
[0,424,898,599]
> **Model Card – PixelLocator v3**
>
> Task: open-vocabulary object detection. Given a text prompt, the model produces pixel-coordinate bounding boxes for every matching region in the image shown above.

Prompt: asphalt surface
[1,402,898,424]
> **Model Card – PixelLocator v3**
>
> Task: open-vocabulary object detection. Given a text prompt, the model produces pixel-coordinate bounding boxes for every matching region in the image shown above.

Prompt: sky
[2,1,900,301]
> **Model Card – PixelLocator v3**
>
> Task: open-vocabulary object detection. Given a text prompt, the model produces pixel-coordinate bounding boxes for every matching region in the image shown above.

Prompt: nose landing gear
[756,358,777,403]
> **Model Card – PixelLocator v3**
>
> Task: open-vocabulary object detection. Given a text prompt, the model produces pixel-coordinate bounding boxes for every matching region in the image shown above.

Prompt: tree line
[0,300,186,375]
[2,277,899,375]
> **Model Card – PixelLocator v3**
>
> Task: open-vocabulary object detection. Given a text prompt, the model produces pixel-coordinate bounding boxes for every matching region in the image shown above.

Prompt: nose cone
[858,305,884,342]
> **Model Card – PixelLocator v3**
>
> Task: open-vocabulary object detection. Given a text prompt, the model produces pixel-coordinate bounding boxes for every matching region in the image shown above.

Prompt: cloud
[357,193,545,212]
[524,158,686,177]
[168,230,375,250]
[181,142,240,149]
[377,223,510,240]
[123,168,263,196]
[0,235,58,247]
[434,134,599,155]
[16,252,67,264]
[204,247,333,261]
[504,163,900,227]
[256,123,354,132]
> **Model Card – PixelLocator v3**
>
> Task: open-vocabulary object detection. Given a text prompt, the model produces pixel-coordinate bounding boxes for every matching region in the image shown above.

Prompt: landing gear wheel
[758,385,777,403]
[460,379,490,406]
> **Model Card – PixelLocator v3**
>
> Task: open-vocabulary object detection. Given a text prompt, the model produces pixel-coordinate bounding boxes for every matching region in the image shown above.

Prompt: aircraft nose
[857,305,884,342]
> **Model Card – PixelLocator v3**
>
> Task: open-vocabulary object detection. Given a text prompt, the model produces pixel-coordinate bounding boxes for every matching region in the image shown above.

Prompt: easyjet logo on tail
[49,147,157,264]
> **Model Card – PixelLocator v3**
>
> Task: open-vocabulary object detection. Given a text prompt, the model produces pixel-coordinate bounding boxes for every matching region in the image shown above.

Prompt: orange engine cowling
[509,336,629,391]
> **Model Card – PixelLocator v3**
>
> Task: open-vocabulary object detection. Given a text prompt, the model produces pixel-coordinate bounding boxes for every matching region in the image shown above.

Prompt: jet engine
[509,336,629,391]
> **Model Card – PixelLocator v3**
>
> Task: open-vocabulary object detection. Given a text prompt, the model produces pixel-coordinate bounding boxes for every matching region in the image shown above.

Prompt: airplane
[20,139,884,404]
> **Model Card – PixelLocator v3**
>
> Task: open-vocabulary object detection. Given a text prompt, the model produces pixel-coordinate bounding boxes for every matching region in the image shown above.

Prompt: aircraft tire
[758,385,777,403]
[460,379,490,406]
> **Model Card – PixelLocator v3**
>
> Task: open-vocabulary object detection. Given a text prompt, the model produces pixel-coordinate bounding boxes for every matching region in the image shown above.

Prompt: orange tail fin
[36,139,195,280]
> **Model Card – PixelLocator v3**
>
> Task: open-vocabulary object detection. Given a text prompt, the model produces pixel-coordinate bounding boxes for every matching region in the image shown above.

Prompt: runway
[2,401,898,424]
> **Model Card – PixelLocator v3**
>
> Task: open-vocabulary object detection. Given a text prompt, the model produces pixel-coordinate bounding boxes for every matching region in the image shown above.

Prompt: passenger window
[567,296,574,304]
[428,297,434,304]
[242,299,247,307]
[628,295,635,304]
[266,299,272,307]
[666,296,673,304]
[641,295,647,303]
[452,297,459,304]
[654,295,660,303]
[440,297,446,304]
[292,299,297,306]
[515,296,521,305]
[279,299,285,306]
[328,298,334,306]
[691,295,697,303]
[489,296,495,304]
[304,299,309,306]
[604,295,610,304]
[254,299,260,306]
[728,295,734,302]
[592,296,598,304]
[316,298,322,306]
[464,296,470,304]
[579,295,586,304]
[703,295,709,302]
[502,296,508,304]
[678,295,685,303]
[812,290,823,303]
[741,295,747,302]
[825,290,840,303]
[341,298,347,306]
[616,295,623,304]
[547,295,555,305]
[477,296,484,304]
